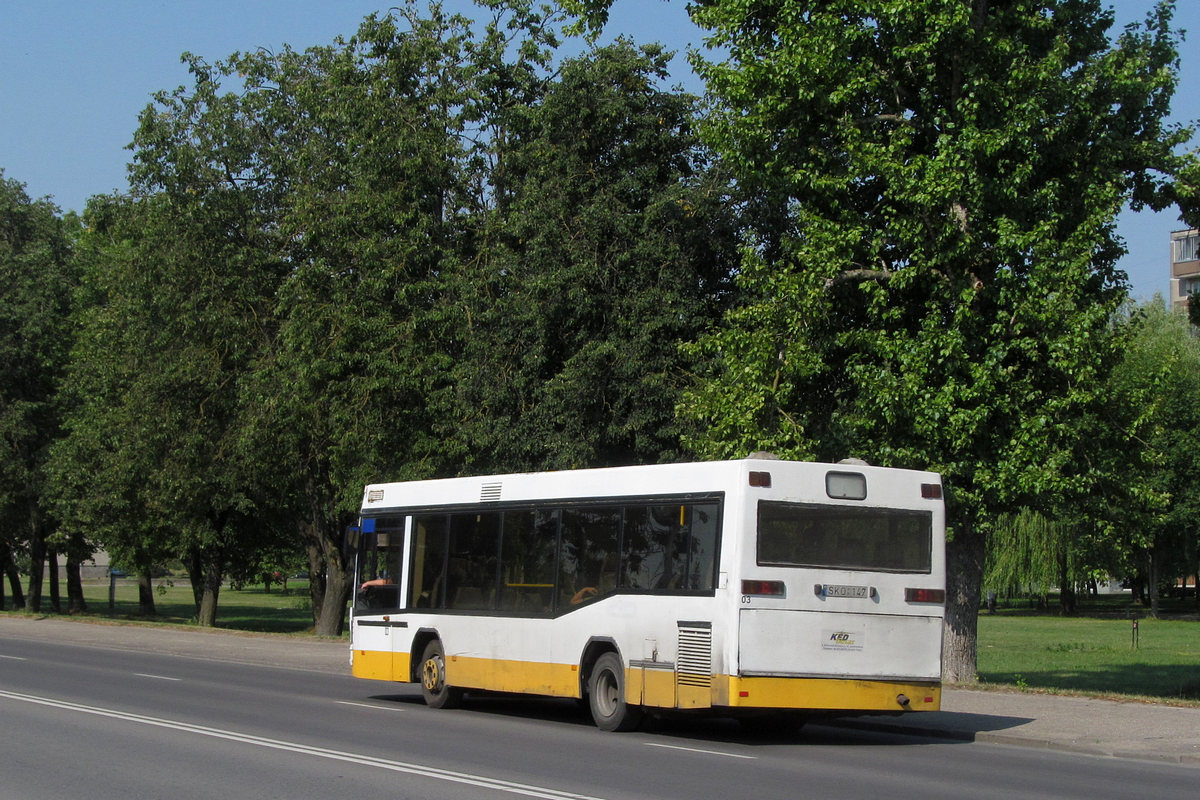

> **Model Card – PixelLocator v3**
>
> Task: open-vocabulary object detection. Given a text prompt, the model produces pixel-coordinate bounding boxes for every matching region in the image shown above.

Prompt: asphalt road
[0,634,1195,800]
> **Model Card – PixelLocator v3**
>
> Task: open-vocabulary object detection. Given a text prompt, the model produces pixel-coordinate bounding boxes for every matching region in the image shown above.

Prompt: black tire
[419,640,463,709]
[587,652,642,731]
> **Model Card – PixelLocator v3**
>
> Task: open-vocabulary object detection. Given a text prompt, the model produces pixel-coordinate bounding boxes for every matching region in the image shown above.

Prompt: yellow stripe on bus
[722,676,940,711]
[352,649,939,712]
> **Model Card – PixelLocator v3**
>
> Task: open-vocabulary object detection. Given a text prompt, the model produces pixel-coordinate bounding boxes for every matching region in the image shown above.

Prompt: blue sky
[1,0,1194,301]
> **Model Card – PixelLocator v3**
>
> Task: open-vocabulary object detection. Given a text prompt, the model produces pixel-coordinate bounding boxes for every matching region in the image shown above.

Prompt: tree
[985,509,1087,613]
[0,171,75,612]
[443,39,737,472]
[50,47,292,626]
[565,1,1199,680]
[48,195,174,618]
[1107,300,1200,617]
[128,49,302,625]
[76,0,734,636]
[226,5,484,635]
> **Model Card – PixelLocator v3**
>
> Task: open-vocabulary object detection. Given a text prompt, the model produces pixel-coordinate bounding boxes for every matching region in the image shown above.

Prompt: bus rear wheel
[420,640,463,709]
[588,652,642,732]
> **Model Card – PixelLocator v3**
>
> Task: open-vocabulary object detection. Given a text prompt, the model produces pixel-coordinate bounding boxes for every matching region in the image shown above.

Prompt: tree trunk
[1057,554,1076,615]
[48,548,62,613]
[942,527,986,684]
[66,557,87,613]
[186,549,204,613]
[3,546,25,610]
[306,540,325,630]
[316,548,350,637]
[197,547,223,627]
[1147,546,1161,620]
[137,567,156,616]
[302,516,349,637]
[27,526,45,613]
[1193,542,1199,611]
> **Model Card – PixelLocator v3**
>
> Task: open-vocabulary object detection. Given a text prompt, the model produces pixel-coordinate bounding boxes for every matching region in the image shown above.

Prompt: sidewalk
[835,688,1200,765]
[2,614,1197,766]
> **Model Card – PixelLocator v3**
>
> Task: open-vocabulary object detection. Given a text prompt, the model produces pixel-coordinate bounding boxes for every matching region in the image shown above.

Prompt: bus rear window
[757,501,932,573]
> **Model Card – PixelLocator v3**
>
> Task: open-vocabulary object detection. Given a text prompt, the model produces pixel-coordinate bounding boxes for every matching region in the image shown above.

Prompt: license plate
[822,584,869,598]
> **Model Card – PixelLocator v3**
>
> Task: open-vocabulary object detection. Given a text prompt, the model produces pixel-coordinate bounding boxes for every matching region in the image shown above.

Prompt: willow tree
[985,510,1081,612]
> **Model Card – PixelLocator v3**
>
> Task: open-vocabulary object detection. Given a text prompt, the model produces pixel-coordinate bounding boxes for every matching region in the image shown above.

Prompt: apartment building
[1170,227,1200,308]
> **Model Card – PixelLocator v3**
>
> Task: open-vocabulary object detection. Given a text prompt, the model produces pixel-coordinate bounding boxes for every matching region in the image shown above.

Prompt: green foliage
[0,171,76,606]
[36,0,730,632]
[986,510,1069,598]
[1104,300,1200,613]
[444,39,737,472]
[681,1,1194,502]
[46,196,174,578]
[666,0,1196,678]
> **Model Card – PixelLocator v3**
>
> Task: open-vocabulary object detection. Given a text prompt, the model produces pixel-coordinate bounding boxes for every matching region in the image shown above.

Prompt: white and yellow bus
[349,456,945,731]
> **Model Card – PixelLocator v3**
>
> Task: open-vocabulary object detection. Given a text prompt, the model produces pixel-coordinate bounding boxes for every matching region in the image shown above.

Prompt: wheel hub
[422,654,445,693]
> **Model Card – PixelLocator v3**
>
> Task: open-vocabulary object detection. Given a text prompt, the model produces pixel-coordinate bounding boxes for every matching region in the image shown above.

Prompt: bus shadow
[369,691,597,726]
[640,708,1038,748]
[367,691,1019,747]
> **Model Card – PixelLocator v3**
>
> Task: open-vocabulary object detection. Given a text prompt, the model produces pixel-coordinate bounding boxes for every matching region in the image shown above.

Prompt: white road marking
[335,700,408,712]
[134,673,182,681]
[0,655,28,661]
[0,689,608,800]
[643,742,757,760]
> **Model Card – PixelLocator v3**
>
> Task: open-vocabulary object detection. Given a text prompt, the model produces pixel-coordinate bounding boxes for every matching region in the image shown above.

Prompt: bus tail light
[749,471,772,487]
[905,588,945,604]
[742,579,786,597]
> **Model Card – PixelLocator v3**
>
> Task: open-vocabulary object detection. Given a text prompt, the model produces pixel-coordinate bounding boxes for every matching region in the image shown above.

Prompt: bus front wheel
[420,640,463,709]
[588,652,642,732]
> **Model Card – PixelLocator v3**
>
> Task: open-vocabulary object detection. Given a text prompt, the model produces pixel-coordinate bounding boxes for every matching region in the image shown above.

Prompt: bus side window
[410,515,448,609]
[497,510,557,614]
[688,503,720,591]
[447,512,500,611]
[558,507,620,611]
[622,504,686,591]
[623,503,720,592]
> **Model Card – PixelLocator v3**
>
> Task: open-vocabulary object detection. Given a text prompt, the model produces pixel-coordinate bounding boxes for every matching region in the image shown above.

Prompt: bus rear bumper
[719,675,941,713]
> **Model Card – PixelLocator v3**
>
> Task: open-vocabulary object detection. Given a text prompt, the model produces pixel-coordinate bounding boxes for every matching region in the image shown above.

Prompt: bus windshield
[757,500,932,573]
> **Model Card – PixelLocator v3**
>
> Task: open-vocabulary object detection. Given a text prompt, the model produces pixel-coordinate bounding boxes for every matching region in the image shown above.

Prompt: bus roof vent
[480,482,503,502]
[746,451,780,460]
[838,457,870,466]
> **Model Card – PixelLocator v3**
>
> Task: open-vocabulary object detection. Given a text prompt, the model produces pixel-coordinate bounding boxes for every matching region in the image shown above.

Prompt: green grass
[977,594,1200,704]
[5,577,320,634]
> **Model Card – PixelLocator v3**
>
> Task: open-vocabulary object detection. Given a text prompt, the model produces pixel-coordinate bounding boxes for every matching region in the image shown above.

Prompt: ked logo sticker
[822,629,865,651]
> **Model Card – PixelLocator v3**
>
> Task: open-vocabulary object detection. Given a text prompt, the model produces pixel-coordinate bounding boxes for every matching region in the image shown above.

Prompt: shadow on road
[367,690,1025,748]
